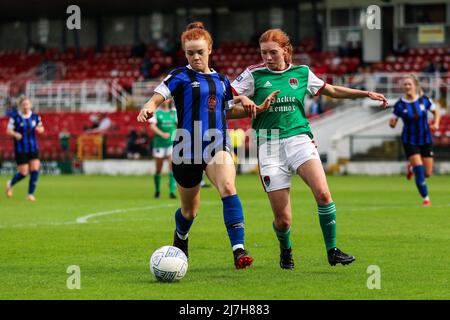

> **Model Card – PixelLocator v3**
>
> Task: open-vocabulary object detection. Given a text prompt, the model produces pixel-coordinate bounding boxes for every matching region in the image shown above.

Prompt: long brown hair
[180,21,213,50]
[259,29,293,64]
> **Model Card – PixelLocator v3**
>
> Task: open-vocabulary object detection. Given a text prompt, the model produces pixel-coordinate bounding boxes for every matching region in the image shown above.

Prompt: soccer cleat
[327,247,355,266]
[169,192,177,199]
[27,194,36,202]
[280,247,295,270]
[173,230,188,258]
[422,199,431,207]
[154,191,160,199]
[5,180,13,198]
[406,163,413,180]
[233,248,253,269]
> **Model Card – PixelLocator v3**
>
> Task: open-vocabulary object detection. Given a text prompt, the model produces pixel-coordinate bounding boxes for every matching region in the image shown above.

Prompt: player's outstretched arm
[322,84,388,108]
[137,93,166,122]
[226,91,280,119]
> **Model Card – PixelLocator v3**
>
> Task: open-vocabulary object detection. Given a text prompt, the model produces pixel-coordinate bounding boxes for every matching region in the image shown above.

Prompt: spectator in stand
[350,64,376,92]
[132,40,147,58]
[157,32,176,56]
[140,57,153,80]
[87,114,113,133]
[435,62,448,74]
[126,129,140,159]
[395,39,408,56]
[423,62,436,74]
[136,127,151,157]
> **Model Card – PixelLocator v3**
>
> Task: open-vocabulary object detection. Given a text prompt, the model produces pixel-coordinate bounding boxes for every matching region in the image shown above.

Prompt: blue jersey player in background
[138,22,277,269]
[389,74,440,206]
[5,96,44,201]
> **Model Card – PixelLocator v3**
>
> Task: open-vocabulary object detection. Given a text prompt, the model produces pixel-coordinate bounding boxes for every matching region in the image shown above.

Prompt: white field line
[1,201,449,230]
[76,204,177,224]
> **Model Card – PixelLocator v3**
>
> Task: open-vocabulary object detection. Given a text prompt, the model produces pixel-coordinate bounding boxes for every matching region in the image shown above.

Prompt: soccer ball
[149,245,188,282]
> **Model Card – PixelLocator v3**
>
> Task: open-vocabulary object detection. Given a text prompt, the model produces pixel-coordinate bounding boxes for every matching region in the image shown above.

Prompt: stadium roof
[0,0,306,20]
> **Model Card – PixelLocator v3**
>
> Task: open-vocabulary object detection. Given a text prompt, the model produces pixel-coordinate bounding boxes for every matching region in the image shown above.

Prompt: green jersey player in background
[232,28,388,269]
[149,99,177,199]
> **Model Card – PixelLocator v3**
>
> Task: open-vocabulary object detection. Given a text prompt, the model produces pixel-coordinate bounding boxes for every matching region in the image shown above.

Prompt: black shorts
[15,151,39,165]
[172,162,208,188]
[403,143,433,158]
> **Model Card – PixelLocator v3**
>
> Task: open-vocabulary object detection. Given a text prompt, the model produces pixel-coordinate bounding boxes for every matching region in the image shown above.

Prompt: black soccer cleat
[154,191,160,199]
[280,247,295,270]
[327,247,356,266]
[173,230,189,258]
[169,192,177,199]
[233,248,253,269]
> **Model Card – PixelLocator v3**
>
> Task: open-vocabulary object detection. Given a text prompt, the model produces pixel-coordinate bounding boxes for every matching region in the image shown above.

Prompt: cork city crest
[208,95,217,111]
[263,176,271,187]
[289,78,299,89]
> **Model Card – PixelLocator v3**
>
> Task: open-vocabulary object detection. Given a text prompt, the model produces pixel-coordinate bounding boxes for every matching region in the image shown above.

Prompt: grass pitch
[1,174,449,299]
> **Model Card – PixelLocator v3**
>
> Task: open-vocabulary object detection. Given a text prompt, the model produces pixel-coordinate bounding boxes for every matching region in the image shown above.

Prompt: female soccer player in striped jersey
[138,22,278,269]
[5,96,44,201]
[389,74,440,206]
[232,29,388,269]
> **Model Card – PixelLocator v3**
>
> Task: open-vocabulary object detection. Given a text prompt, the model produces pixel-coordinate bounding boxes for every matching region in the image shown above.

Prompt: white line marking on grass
[76,204,177,224]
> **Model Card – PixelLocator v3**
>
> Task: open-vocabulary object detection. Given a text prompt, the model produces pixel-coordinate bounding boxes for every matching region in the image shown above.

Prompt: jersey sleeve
[422,96,435,111]
[148,116,157,124]
[306,68,326,96]
[154,69,184,100]
[223,76,234,101]
[231,68,255,97]
[392,101,403,117]
[7,117,14,130]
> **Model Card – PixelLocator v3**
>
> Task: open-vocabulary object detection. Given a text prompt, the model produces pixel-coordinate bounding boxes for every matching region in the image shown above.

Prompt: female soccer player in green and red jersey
[232,29,388,269]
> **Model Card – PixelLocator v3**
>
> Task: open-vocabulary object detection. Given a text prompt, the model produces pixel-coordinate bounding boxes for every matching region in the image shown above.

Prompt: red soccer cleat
[422,199,431,207]
[233,248,254,269]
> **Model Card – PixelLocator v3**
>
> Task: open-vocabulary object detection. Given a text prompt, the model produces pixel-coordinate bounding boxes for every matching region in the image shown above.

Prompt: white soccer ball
[149,245,188,282]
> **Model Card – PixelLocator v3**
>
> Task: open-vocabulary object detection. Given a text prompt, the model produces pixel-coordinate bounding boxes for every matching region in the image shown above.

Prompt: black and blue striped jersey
[154,65,234,162]
[7,111,42,154]
[393,96,434,145]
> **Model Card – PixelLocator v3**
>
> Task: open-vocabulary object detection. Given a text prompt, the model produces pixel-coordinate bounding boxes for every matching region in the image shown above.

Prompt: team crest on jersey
[263,176,270,187]
[208,95,217,111]
[289,78,299,89]
[236,75,243,82]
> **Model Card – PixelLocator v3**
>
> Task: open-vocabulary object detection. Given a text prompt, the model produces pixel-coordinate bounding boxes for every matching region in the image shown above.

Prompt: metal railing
[131,80,160,107]
[25,80,115,112]
[331,72,450,110]
[0,83,9,115]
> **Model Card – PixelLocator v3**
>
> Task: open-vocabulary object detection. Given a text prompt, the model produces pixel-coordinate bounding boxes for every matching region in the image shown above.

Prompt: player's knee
[219,181,236,197]
[275,217,291,231]
[316,190,332,205]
